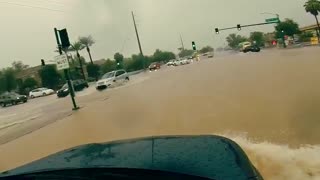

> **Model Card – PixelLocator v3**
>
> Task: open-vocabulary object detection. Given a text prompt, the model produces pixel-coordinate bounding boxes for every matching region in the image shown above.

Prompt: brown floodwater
[0,47,320,179]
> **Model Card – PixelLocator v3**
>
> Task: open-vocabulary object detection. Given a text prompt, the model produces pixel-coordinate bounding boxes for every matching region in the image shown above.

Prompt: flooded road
[1,47,320,179]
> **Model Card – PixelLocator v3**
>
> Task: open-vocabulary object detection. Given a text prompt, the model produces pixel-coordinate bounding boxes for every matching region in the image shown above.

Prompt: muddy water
[1,47,320,179]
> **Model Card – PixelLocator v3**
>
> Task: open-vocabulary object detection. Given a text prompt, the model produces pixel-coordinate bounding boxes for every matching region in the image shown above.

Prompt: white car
[29,88,55,98]
[96,70,129,90]
[166,61,175,66]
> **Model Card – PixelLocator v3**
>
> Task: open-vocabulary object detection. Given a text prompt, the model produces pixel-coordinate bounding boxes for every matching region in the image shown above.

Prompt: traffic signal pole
[218,22,276,31]
[54,28,79,111]
[215,19,286,48]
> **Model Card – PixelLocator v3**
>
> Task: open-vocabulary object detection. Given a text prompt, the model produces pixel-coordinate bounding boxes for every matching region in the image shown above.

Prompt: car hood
[0,135,261,179]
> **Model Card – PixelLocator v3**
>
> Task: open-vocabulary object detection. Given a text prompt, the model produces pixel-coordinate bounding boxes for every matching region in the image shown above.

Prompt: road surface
[1,47,320,179]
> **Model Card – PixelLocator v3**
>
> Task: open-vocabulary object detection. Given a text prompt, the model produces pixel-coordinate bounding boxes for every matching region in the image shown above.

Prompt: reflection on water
[225,133,320,180]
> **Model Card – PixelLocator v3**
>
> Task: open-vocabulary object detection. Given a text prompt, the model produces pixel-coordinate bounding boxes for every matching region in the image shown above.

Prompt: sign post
[54,54,69,70]
[54,28,79,111]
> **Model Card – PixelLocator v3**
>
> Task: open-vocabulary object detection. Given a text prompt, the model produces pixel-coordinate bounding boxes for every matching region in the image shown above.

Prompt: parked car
[243,45,261,53]
[166,61,175,66]
[29,88,55,98]
[173,60,181,66]
[0,92,28,107]
[57,79,89,98]
[149,62,161,71]
[96,70,129,90]
[239,41,252,52]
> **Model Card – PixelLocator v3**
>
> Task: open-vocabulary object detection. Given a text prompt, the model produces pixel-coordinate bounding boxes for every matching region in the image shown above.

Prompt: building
[300,24,319,36]
[16,65,42,83]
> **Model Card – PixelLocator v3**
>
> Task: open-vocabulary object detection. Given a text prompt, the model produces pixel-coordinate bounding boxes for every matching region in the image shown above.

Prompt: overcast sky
[0,0,315,68]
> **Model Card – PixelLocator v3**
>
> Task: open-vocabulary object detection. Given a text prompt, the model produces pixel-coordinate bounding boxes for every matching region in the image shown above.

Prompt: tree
[152,49,176,62]
[114,52,124,69]
[39,65,61,90]
[250,32,265,47]
[304,0,320,41]
[216,47,224,51]
[226,34,248,49]
[0,70,8,93]
[86,64,100,79]
[124,54,148,72]
[79,36,95,64]
[69,41,86,80]
[199,46,214,54]
[3,68,17,92]
[12,61,29,72]
[300,31,314,42]
[178,49,194,58]
[275,19,300,38]
[19,77,38,95]
[22,77,38,89]
[101,59,117,73]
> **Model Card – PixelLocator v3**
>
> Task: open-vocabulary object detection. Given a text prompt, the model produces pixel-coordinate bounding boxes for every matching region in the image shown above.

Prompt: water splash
[223,134,320,180]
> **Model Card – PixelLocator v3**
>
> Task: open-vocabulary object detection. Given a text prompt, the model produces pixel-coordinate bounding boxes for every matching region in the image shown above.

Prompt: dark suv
[0,92,28,107]
[57,79,89,98]
[243,45,261,53]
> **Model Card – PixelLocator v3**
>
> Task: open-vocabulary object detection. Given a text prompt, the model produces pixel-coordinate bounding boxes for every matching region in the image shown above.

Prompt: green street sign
[265,18,280,23]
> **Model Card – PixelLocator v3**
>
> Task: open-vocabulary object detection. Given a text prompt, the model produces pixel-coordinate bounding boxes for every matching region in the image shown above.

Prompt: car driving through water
[96,70,129,90]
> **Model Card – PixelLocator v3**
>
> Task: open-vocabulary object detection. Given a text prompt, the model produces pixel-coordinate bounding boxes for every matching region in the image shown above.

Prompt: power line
[0,1,65,12]
[16,0,66,6]
[38,0,66,6]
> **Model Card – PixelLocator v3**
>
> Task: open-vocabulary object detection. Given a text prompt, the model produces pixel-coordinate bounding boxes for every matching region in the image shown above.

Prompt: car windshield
[1,1,319,180]
[101,72,115,79]
[8,92,20,96]
[62,84,68,89]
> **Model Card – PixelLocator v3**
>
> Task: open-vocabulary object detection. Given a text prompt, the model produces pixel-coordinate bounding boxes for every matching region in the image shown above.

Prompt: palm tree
[304,0,320,41]
[79,36,95,64]
[69,42,86,80]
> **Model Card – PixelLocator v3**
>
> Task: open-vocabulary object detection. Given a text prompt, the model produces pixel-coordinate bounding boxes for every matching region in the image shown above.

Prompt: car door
[33,89,42,97]
[116,70,126,82]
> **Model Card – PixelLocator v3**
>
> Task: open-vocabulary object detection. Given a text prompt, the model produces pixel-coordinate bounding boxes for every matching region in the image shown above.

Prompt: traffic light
[192,41,196,50]
[59,29,71,49]
[41,59,45,66]
[215,28,219,34]
[237,24,241,31]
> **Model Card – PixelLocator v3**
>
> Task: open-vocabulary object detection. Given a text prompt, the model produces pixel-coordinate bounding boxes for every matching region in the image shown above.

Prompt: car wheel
[2,103,6,107]
[125,77,130,81]
[43,93,47,96]
[11,101,16,105]
[30,95,34,99]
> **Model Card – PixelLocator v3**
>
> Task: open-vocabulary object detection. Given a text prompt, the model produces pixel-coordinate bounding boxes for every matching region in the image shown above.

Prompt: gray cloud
[0,0,314,68]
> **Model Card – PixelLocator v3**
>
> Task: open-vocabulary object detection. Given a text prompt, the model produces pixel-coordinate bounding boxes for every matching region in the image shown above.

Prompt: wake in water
[223,134,320,180]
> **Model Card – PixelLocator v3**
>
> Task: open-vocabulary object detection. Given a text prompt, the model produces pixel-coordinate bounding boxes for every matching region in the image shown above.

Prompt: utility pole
[180,34,185,50]
[132,11,143,56]
[131,11,145,69]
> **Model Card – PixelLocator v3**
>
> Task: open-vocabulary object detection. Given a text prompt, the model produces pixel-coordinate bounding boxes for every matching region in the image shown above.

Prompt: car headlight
[63,88,69,92]
[16,97,20,100]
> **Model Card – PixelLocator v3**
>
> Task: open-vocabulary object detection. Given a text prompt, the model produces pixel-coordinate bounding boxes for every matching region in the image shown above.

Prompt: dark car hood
[0,135,260,180]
